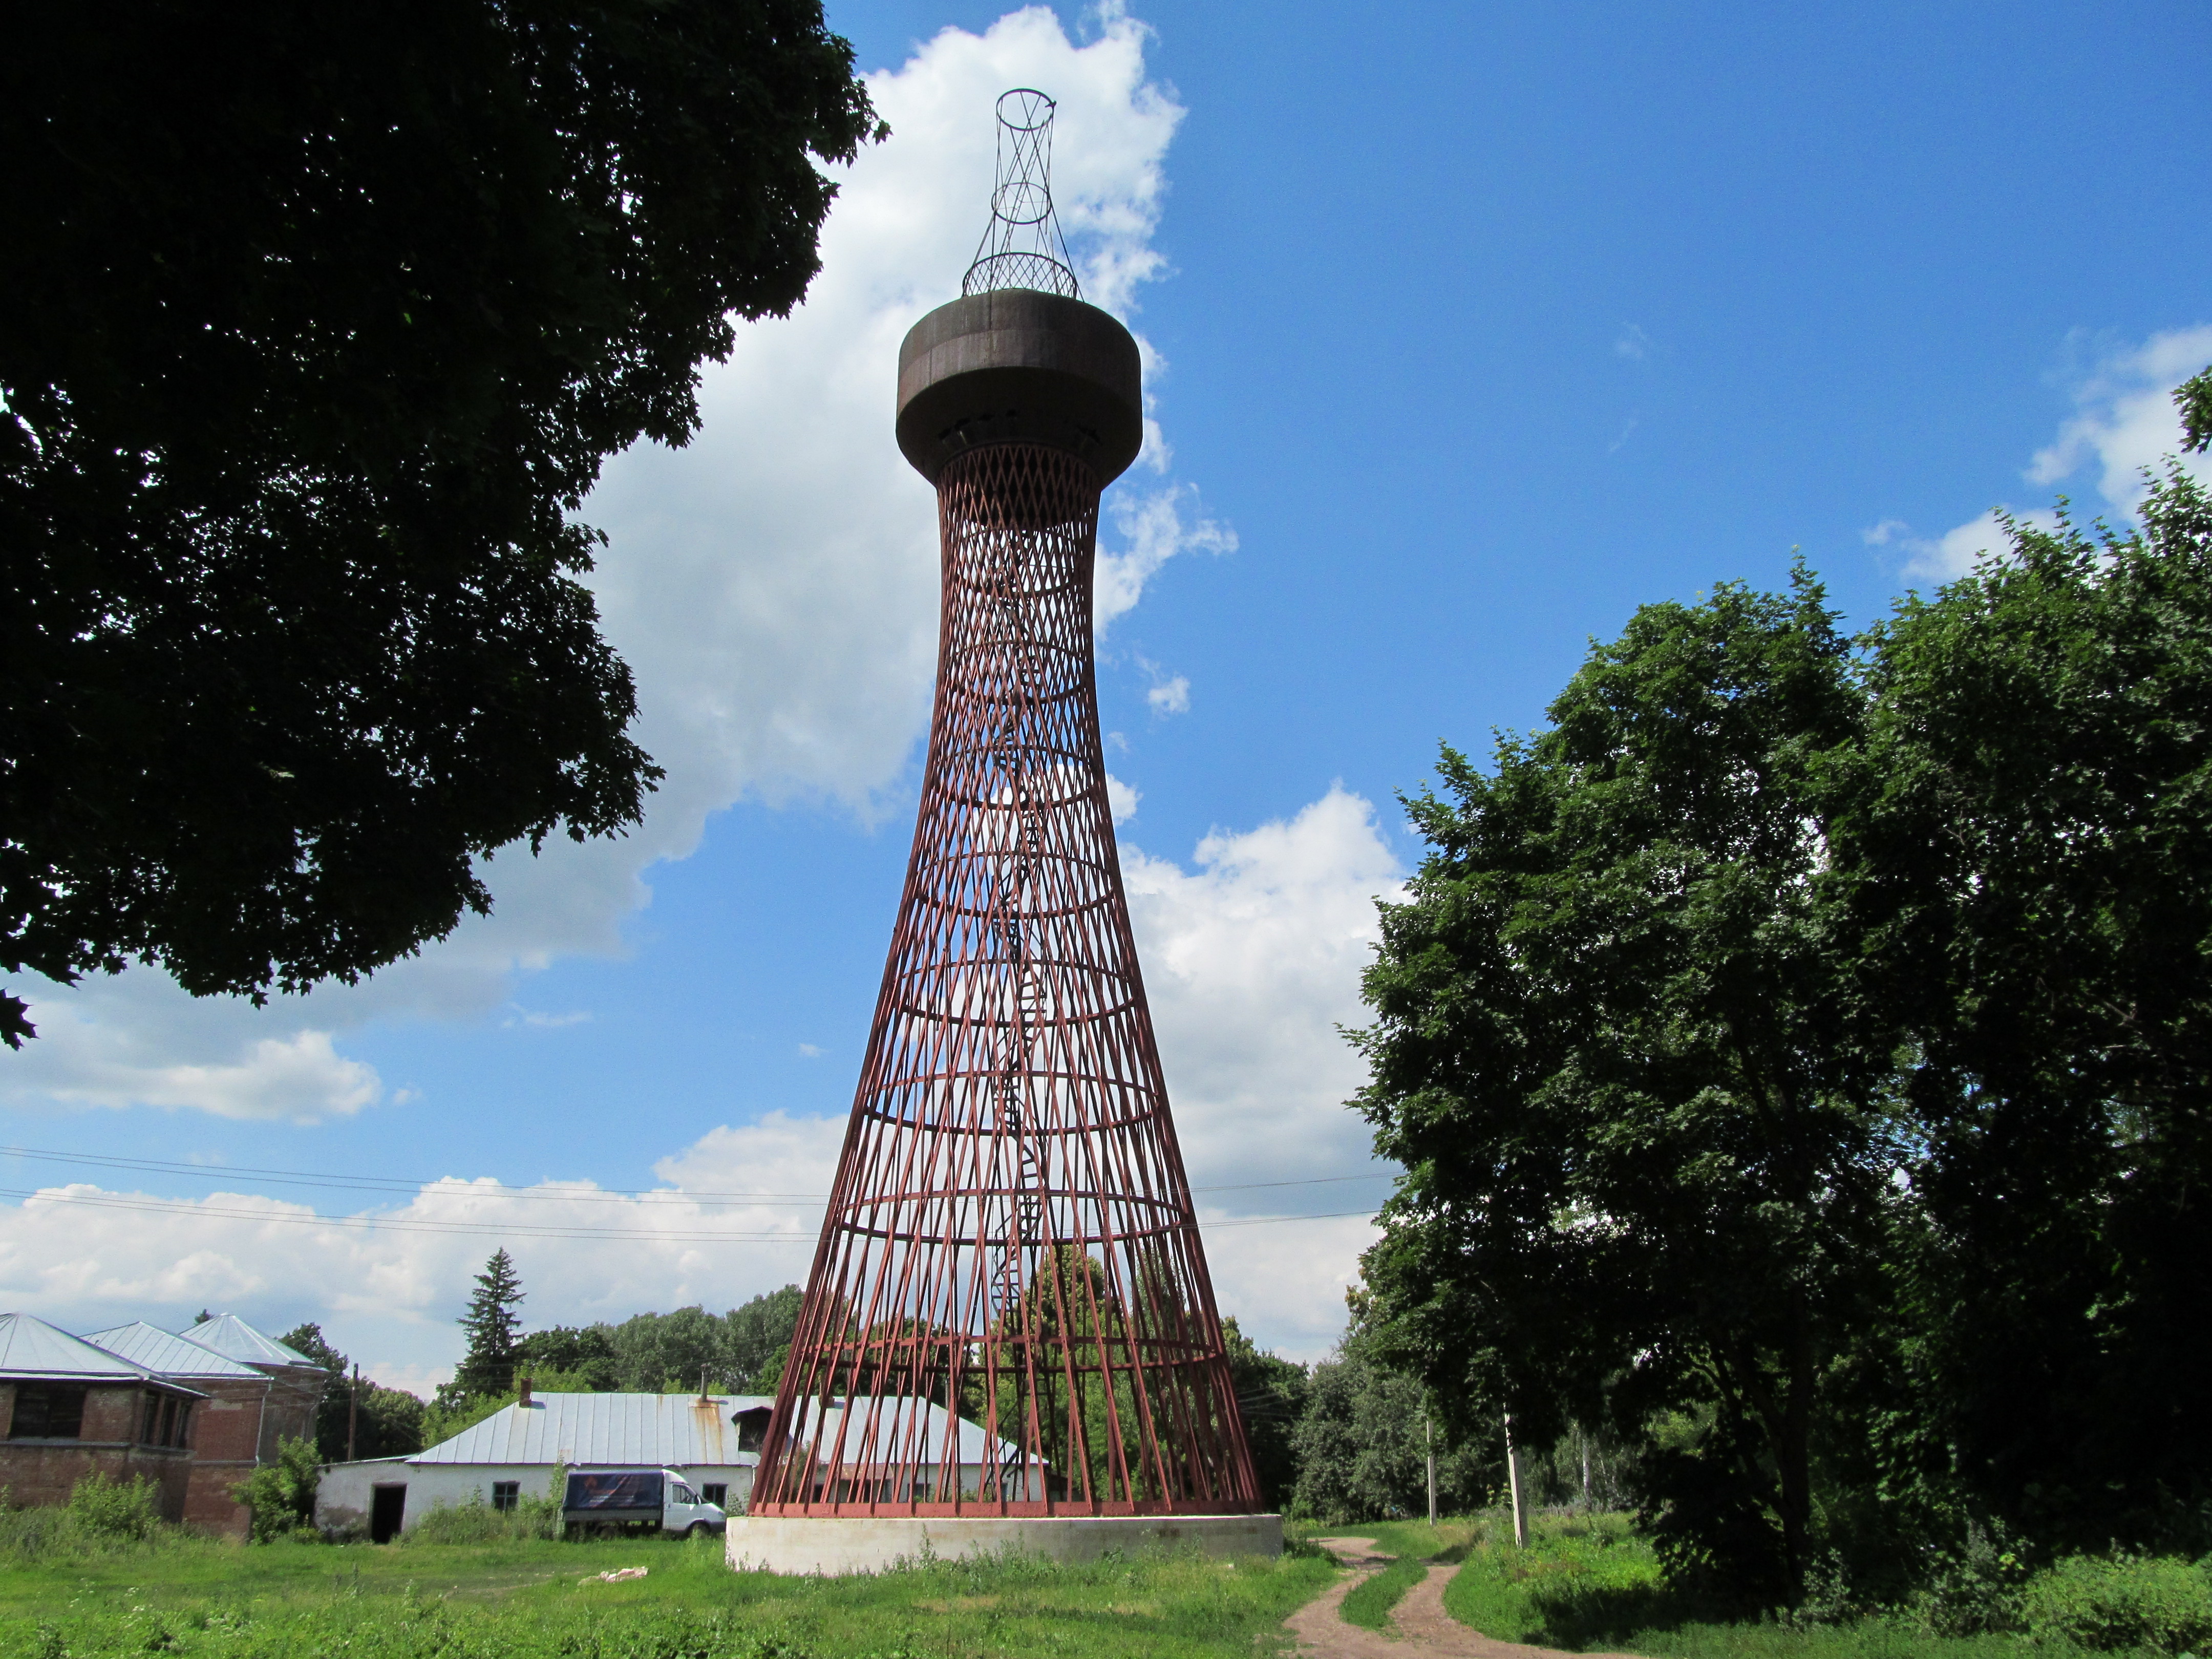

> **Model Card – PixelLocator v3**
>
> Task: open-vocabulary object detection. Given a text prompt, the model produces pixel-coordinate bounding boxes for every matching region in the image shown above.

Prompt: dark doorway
[370,1484,407,1543]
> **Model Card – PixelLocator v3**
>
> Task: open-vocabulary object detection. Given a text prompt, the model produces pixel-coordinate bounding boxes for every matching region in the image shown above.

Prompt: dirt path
[1282,1538,1640,1659]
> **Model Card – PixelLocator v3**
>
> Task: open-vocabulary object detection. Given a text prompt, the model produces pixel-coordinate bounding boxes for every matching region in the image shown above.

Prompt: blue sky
[5,1,2208,1391]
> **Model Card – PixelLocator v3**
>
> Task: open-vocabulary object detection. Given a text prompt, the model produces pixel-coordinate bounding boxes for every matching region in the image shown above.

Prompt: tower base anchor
[725,1513,1284,1576]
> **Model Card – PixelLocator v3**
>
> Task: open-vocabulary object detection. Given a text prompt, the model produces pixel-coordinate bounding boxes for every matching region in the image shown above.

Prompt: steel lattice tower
[750,92,1261,1522]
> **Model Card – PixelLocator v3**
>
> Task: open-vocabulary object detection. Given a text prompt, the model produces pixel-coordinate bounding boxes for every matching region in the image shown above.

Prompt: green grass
[0,1528,1336,1659]
[1437,1514,2123,1658]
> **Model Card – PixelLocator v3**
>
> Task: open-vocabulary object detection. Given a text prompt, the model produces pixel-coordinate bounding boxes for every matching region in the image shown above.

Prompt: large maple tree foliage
[1,1,883,1044]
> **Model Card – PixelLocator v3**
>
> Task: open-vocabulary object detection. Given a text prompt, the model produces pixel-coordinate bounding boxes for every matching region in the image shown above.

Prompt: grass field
[1,1528,1335,1659]
[9,1512,2201,1658]
[1434,1514,2159,1658]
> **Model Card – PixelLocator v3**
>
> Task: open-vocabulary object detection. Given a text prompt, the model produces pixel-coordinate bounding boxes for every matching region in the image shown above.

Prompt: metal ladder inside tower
[988,590,1049,1504]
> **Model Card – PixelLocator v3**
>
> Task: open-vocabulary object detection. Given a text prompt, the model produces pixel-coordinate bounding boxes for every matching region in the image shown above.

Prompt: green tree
[514,1324,622,1391]
[1289,1326,1492,1524]
[1353,568,1900,1604]
[442,1249,526,1409]
[728,1286,806,1390]
[231,1435,322,1542]
[1838,409,2212,1551]
[1222,1317,1308,1512]
[279,1323,424,1462]
[0,0,884,1048]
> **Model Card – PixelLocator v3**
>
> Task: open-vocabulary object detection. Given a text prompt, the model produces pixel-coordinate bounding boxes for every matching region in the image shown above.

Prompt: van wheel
[687,1521,710,1539]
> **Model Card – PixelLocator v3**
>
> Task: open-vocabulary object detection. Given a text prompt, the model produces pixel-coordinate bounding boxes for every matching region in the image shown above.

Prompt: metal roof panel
[83,1322,267,1379]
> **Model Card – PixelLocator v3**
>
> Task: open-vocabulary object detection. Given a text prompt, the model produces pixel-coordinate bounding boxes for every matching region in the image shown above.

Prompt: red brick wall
[180,1376,271,1539]
[0,1384,193,1521]
[255,1365,325,1461]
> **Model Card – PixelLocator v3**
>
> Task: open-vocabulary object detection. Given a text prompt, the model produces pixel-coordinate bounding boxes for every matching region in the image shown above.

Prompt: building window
[156,1396,177,1447]
[699,1484,727,1508]
[169,1401,192,1448]
[8,1384,88,1440]
[491,1481,520,1512]
[142,1393,162,1444]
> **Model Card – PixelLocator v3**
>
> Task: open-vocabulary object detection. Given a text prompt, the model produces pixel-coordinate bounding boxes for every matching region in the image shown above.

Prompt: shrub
[66,1471,161,1542]
[231,1436,321,1543]
[2022,1551,2212,1655]
[1916,1520,2029,1636]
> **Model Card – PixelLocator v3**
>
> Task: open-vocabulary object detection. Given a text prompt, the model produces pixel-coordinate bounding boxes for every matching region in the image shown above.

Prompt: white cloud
[0,787,1401,1367]
[504,1008,592,1031]
[1123,785,1405,1357]
[7,7,1212,1123]
[1098,484,1237,629]
[0,1114,843,1388]
[1615,323,1652,361]
[1876,326,2211,587]
[1868,506,2060,586]
[1145,673,1192,716]
[796,1043,824,1059]
[1105,773,1141,824]
[4,1016,379,1123]
[2029,326,2212,513]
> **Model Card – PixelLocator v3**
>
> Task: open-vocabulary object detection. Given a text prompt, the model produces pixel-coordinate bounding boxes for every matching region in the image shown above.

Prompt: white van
[563,1467,728,1537]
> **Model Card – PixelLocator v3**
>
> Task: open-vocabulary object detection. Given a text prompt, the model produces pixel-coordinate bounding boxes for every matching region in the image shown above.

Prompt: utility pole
[347,1364,358,1462]
[1425,1411,1438,1526]
[1504,1412,1528,1548]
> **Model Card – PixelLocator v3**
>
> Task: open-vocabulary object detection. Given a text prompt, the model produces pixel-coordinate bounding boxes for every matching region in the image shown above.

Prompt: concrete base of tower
[725,1512,1282,1576]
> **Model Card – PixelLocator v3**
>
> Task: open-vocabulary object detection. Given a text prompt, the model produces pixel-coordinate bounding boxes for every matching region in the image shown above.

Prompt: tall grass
[402,1492,562,1546]
[0,1475,210,1566]
[1439,1512,2212,1656]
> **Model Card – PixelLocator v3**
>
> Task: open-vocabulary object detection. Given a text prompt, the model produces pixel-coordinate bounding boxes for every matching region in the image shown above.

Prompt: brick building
[0,1314,203,1522]
[0,1312,329,1539]
[87,1322,290,1535]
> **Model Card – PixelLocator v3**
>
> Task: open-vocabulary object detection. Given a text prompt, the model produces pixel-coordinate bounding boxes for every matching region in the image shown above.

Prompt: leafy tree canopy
[279,1321,425,1463]
[1221,1316,1308,1512]
[1354,565,1892,1602]
[1289,1314,1494,1526]
[1352,368,2212,1604]
[1,0,884,1046]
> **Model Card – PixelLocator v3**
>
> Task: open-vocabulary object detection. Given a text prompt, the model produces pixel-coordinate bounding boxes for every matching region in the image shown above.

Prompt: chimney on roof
[518,1376,533,1407]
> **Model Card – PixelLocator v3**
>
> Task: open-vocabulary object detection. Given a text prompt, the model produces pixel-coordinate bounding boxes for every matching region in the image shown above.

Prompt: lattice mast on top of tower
[965,88,1079,300]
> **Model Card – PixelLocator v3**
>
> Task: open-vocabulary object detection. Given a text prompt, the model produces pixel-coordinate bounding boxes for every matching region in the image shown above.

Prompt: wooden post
[347,1364,358,1462]
[1426,1412,1438,1525]
[1504,1412,1528,1547]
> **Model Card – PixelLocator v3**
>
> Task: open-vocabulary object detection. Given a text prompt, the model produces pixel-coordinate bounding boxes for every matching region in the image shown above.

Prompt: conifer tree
[446,1249,525,1407]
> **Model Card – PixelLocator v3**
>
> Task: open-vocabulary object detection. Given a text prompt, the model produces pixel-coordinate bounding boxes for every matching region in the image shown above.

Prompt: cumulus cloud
[2029,326,2212,513]
[0,789,1403,1367]
[0,1114,841,1387]
[1105,774,1142,824]
[1123,786,1405,1355]
[7,6,1211,1124]
[4,1015,379,1123]
[1136,656,1190,715]
[1864,506,2059,587]
[1875,325,2211,586]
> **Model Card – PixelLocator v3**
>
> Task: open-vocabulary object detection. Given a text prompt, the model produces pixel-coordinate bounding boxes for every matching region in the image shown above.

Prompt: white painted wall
[316,1459,757,1535]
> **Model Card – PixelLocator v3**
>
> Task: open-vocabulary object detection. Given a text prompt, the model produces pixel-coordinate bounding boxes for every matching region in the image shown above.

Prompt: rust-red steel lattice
[751,420,1260,1517]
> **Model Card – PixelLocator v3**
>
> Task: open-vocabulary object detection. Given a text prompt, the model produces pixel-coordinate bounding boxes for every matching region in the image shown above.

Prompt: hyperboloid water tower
[726,90,1275,1572]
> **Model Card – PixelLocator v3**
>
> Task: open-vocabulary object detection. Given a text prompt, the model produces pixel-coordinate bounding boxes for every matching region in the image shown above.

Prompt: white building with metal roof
[316,1386,1020,1540]
[316,1386,778,1539]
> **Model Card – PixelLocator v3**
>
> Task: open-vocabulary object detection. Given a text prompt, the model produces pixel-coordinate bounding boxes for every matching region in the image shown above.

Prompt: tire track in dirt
[1283,1537,1640,1659]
